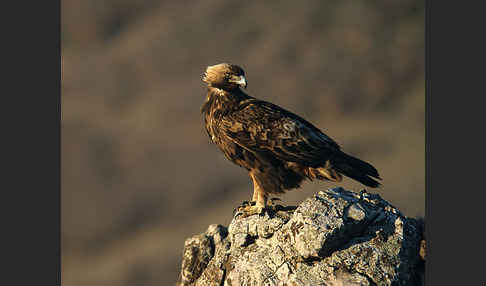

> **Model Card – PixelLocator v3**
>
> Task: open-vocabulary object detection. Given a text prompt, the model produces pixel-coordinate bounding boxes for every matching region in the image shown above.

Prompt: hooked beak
[234,75,247,89]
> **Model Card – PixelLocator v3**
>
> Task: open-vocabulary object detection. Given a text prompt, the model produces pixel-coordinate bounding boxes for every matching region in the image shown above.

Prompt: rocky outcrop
[177,187,425,286]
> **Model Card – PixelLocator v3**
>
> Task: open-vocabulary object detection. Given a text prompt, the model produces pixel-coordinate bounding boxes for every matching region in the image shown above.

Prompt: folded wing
[221,99,340,167]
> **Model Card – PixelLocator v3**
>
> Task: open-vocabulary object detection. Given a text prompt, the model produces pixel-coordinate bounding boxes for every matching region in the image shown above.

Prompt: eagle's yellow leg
[235,173,274,217]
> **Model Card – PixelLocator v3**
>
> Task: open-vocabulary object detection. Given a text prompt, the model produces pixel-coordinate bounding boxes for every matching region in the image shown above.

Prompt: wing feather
[220,99,340,167]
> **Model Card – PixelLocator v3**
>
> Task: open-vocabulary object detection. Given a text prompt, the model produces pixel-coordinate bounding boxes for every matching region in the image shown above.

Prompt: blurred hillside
[61,1,424,285]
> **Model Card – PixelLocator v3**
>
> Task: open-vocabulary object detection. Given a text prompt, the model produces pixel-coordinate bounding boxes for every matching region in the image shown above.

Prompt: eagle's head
[202,63,247,91]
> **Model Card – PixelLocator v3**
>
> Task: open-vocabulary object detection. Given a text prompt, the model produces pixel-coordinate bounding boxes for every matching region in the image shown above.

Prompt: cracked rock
[177,188,425,286]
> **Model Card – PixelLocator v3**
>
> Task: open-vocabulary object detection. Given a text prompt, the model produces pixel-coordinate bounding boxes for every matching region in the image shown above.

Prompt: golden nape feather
[200,63,381,215]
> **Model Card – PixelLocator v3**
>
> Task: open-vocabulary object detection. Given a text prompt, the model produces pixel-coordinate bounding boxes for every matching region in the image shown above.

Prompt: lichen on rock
[177,187,425,286]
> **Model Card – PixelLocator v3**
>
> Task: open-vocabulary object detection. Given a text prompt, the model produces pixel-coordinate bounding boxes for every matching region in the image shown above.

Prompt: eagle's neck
[201,87,249,117]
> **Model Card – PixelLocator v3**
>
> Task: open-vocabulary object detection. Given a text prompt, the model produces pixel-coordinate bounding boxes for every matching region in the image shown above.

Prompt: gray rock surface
[177,188,425,286]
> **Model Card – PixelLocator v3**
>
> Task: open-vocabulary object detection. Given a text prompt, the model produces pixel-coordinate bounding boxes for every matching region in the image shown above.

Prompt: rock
[177,188,425,286]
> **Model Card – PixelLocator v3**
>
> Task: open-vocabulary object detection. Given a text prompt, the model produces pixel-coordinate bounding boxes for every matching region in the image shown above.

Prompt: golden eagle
[201,63,381,216]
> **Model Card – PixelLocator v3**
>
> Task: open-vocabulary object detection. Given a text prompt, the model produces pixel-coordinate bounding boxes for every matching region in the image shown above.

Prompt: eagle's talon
[234,204,266,218]
[236,200,256,210]
[240,201,250,207]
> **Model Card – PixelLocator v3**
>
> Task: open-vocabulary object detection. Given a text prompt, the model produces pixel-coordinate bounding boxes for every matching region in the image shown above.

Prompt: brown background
[62,1,424,285]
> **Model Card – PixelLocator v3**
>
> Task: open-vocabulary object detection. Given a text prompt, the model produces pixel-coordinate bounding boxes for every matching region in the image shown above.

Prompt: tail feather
[332,151,381,188]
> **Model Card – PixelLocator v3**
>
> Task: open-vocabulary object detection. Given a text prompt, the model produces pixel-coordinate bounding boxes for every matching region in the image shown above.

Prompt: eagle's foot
[234,196,297,218]
[234,204,265,218]
[239,200,256,207]
[234,202,297,219]
[233,200,258,217]
[233,199,288,218]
